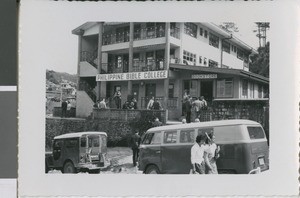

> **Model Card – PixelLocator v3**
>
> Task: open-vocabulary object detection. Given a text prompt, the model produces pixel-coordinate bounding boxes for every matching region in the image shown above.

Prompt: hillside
[46,70,77,85]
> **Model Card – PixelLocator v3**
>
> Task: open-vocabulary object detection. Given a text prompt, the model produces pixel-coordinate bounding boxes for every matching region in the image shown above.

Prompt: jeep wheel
[145,165,160,174]
[63,161,75,174]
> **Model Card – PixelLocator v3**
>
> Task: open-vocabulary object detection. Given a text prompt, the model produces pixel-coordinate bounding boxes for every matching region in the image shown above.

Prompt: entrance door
[200,81,213,103]
[132,84,139,101]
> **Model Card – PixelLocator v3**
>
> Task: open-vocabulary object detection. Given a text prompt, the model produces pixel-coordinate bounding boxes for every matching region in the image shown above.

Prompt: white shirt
[191,143,205,164]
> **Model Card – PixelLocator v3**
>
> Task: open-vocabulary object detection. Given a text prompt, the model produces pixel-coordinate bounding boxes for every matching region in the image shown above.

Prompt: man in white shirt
[191,134,207,174]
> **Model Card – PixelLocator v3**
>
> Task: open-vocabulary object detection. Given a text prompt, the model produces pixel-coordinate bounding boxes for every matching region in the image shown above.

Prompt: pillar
[127,22,134,100]
[77,30,84,90]
[163,22,170,109]
[96,22,104,101]
[179,23,185,64]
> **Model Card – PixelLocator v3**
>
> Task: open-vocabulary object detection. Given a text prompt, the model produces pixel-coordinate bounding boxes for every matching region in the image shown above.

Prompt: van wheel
[63,161,76,174]
[145,165,160,174]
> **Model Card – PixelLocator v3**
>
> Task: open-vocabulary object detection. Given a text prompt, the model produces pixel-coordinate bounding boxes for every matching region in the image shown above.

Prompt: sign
[96,70,168,81]
[191,74,217,79]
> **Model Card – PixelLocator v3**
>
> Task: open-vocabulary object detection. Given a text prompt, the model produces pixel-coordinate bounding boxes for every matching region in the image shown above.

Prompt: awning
[170,64,269,84]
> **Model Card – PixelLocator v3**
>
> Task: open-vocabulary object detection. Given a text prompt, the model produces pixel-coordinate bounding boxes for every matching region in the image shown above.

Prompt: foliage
[46,69,77,85]
[128,111,157,137]
[249,42,270,78]
[219,22,239,33]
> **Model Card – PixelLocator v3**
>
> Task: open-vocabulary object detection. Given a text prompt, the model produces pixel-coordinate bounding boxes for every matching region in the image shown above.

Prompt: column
[77,30,84,90]
[179,23,185,64]
[96,22,104,101]
[163,22,170,110]
[127,22,134,100]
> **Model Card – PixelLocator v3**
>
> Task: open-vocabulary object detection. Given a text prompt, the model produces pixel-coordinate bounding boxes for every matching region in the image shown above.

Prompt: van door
[52,139,64,167]
[140,132,162,172]
[176,129,196,174]
[161,130,179,174]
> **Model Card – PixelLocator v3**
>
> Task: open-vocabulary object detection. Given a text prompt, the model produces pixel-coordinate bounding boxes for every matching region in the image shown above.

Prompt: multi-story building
[72,22,269,119]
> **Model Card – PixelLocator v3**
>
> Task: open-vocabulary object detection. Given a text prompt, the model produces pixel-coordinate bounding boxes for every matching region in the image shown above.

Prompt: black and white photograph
[19,1,299,197]
[45,21,270,175]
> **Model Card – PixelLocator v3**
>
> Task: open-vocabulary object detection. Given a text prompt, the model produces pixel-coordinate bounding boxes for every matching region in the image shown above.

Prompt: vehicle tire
[88,169,100,174]
[145,165,160,174]
[62,161,76,174]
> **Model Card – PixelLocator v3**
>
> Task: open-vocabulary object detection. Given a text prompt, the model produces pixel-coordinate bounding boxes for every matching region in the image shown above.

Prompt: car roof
[54,131,107,139]
[147,119,260,132]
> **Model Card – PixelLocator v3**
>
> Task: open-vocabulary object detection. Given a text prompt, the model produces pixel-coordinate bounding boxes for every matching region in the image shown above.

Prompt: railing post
[96,22,104,101]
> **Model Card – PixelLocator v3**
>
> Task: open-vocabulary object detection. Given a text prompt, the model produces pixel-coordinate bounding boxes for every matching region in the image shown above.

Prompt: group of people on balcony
[183,91,208,123]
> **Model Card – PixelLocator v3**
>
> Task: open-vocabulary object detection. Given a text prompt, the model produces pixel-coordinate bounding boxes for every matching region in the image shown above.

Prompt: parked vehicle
[138,119,269,174]
[45,132,108,174]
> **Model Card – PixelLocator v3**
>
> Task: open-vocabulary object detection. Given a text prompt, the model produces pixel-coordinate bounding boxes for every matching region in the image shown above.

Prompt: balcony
[102,26,180,46]
[80,51,97,68]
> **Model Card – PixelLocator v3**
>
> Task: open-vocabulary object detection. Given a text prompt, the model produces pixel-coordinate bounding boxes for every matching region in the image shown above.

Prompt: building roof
[170,64,269,84]
[54,131,107,139]
[147,119,260,132]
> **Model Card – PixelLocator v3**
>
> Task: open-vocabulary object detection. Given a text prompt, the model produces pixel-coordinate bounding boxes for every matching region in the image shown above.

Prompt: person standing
[152,98,162,110]
[61,100,68,118]
[191,134,207,174]
[193,97,201,118]
[147,96,154,110]
[184,97,192,123]
[114,90,122,109]
[205,133,220,174]
[200,96,208,110]
[98,98,107,109]
[130,131,141,167]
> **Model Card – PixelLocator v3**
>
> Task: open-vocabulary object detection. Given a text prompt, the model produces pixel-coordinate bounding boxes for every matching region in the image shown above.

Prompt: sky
[20,1,268,75]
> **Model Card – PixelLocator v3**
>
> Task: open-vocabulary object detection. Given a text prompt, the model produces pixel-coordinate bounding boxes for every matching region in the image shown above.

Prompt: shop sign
[191,74,217,79]
[96,70,168,81]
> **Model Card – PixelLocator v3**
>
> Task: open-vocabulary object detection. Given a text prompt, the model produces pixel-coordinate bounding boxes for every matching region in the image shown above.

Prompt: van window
[247,126,265,139]
[151,133,162,144]
[93,138,100,147]
[197,128,214,136]
[142,133,154,144]
[101,135,107,147]
[54,140,63,149]
[180,129,195,143]
[164,131,177,143]
[214,126,242,142]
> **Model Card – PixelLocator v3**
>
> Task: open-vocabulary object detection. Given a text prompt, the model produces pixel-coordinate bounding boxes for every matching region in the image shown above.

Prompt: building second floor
[72,22,257,77]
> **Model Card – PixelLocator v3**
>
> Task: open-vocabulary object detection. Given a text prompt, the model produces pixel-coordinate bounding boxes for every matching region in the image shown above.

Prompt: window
[197,128,214,136]
[237,48,244,60]
[222,41,230,53]
[184,23,197,38]
[199,56,202,64]
[242,79,248,97]
[209,33,219,48]
[249,82,254,98]
[169,84,174,98]
[100,135,107,147]
[204,30,208,38]
[80,137,86,147]
[180,129,195,143]
[151,133,162,144]
[203,58,207,65]
[164,131,177,143]
[200,28,203,36]
[53,140,63,149]
[217,79,233,98]
[142,133,154,144]
[117,56,122,68]
[247,127,265,139]
[183,50,196,65]
[209,59,218,68]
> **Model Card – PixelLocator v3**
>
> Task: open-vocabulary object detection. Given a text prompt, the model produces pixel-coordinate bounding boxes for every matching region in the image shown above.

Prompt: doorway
[200,81,213,103]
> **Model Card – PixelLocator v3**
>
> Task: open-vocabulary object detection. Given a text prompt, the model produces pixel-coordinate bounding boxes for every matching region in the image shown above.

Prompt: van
[138,120,269,174]
[45,131,108,174]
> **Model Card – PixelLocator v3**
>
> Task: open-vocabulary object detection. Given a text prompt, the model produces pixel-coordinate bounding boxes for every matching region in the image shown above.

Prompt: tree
[249,42,269,78]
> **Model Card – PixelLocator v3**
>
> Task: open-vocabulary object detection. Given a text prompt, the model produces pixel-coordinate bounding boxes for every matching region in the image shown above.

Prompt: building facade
[72,22,269,119]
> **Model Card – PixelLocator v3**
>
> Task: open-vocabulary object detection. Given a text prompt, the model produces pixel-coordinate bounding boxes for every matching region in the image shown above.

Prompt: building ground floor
[77,65,269,120]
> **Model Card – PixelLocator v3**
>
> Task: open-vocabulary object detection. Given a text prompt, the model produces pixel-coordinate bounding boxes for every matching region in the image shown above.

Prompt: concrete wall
[79,61,97,77]
[76,90,94,118]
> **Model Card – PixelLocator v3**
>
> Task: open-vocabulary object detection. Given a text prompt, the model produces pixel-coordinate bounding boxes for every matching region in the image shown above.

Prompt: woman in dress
[205,133,220,174]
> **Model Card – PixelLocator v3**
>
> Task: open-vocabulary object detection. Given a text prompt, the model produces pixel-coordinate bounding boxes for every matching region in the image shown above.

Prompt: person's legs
[132,148,137,166]
[195,162,205,174]
[186,112,191,123]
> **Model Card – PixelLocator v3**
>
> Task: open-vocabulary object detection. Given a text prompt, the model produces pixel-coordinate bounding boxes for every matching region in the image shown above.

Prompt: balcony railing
[80,51,96,64]
[102,26,180,45]
[141,97,178,110]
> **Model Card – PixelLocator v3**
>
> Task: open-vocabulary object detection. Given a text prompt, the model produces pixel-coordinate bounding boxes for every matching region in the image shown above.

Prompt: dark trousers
[132,148,139,166]
[195,162,205,174]
[186,111,191,123]
[61,109,67,118]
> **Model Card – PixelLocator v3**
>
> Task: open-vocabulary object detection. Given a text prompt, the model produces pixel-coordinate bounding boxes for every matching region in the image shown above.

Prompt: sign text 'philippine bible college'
[96,70,168,81]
